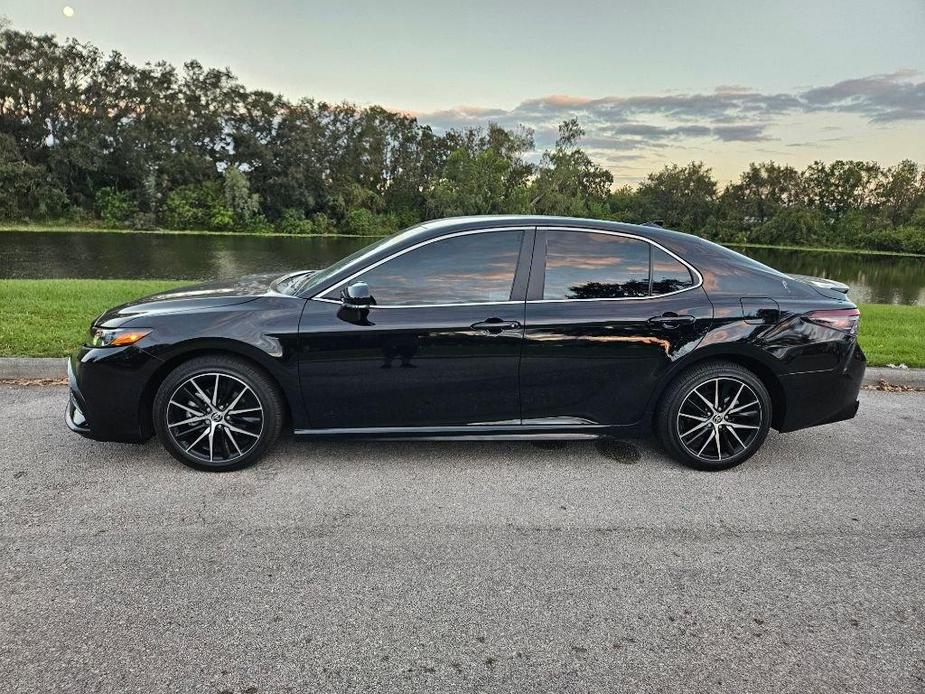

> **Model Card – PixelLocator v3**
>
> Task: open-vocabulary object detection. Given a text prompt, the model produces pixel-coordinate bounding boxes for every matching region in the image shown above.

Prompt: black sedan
[66,216,866,471]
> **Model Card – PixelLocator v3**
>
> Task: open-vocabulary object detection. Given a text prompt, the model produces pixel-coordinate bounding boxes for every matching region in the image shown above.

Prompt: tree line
[1,24,924,253]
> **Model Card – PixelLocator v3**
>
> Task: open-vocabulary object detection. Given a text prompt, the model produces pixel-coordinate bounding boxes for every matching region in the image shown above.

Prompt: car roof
[413,214,710,255]
[419,214,662,235]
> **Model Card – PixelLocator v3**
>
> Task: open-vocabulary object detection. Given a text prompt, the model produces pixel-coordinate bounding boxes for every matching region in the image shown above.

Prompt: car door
[520,227,713,426]
[298,228,533,430]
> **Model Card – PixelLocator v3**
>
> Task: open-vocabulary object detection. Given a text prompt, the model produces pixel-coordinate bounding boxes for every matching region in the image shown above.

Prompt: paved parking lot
[1,385,923,693]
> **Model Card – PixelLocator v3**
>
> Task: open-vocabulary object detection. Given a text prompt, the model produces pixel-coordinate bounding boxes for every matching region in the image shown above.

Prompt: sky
[2,0,924,184]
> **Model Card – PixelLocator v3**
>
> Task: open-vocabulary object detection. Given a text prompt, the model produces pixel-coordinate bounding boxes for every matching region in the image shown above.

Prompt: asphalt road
[1,386,923,694]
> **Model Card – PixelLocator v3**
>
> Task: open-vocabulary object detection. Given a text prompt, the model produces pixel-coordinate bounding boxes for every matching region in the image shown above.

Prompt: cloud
[712,124,772,142]
[413,70,924,163]
[534,94,593,107]
[801,70,925,122]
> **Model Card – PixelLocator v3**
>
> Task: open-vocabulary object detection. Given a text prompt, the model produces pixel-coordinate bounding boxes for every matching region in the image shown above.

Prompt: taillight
[803,308,860,336]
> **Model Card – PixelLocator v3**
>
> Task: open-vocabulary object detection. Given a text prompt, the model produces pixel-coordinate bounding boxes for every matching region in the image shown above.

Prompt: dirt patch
[862,379,925,392]
[530,441,570,450]
[0,378,67,386]
[594,440,641,464]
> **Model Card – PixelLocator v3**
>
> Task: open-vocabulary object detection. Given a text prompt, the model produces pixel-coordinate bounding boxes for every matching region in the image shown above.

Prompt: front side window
[323,230,523,306]
[543,231,651,299]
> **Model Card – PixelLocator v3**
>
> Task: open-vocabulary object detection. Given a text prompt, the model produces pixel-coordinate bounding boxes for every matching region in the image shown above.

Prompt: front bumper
[66,345,161,443]
[65,379,95,439]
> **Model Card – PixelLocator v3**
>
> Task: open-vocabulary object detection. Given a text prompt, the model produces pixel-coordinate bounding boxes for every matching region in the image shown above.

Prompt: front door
[298,228,532,429]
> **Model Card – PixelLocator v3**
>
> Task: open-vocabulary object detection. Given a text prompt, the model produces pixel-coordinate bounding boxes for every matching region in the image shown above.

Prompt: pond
[730,246,925,306]
[1,230,923,306]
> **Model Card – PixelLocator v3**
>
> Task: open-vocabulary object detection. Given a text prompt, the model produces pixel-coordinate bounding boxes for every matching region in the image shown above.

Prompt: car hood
[95,272,296,327]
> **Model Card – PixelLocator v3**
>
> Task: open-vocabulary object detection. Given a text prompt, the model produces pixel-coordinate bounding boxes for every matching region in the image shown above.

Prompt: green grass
[0,280,922,366]
[857,303,925,368]
[0,279,184,357]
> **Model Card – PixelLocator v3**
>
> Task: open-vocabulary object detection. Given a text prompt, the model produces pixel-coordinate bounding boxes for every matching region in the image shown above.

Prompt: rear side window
[543,231,650,299]
[651,247,694,295]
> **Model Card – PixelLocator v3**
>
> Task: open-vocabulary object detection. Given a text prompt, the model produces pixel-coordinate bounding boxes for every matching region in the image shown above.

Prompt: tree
[163,182,231,230]
[223,166,260,226]
[801,160,883,222]
[606,185,642,223]
[529,119,613,217]
[874,160,924,227]
[0,22,923,252]
[754,207,826,246]
[425,124,533,217]
[635,163,718,233]
[721,162,802,226]
[0,133,68,218]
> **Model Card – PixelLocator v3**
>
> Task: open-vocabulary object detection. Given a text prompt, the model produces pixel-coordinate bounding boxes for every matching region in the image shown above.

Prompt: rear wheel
[655,361,772,471]
[153,355,284,471]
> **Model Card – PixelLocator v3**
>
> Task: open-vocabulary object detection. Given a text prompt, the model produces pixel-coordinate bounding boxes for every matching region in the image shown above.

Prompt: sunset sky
[3,0,924,183]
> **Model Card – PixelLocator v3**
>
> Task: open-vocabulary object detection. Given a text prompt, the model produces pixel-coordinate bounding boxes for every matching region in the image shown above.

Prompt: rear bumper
[66,346,161,443]
[777,343,866,433]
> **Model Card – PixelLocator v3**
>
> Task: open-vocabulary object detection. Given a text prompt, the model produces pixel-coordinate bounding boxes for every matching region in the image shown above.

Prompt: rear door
[520,227,713,426]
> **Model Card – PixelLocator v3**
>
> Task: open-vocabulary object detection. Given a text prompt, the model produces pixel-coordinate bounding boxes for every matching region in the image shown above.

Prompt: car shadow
[58,423,790,475]
[265,434,660,469]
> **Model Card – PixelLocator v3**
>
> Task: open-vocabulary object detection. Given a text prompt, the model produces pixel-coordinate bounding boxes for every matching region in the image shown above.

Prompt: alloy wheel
[165,372,264,464]
[676,377,763,463]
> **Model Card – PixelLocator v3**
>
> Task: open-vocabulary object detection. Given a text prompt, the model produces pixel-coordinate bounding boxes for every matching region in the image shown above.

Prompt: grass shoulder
[0,279,185,358]
[0,279,922,366]
[855,303,924,368]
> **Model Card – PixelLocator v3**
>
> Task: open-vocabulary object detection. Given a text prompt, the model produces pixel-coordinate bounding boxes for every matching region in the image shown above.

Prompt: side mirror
[341,281,373,309]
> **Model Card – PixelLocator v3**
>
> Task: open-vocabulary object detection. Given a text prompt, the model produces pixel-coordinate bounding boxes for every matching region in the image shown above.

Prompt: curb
[1,357,924,388]
[863,366,925,387]
[0,357,69,380]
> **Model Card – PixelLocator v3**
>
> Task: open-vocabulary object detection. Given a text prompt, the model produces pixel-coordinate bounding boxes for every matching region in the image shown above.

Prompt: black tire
[655,361,772,471]
[153,355,284,471]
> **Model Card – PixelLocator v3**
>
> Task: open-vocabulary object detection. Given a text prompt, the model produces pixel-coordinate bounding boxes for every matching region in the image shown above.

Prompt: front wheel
[153,355,284,471]
[655,361,772,471]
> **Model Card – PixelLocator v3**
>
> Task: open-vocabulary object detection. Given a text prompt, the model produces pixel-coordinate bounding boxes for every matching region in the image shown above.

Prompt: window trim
[528,226,703,303]
[310,227,531,309]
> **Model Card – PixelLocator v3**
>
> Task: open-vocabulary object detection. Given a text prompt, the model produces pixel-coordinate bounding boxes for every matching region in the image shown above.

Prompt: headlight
[89,327,152,348]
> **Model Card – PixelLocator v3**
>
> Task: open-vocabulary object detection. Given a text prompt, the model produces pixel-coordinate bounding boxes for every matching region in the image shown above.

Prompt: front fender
[133,297,308,431]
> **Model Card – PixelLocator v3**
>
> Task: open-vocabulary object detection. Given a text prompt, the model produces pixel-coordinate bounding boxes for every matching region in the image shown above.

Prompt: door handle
[470,318,521,334]
[648,313,696,328]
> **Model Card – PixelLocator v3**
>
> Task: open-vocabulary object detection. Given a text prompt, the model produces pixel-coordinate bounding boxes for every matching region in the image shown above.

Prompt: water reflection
[327,231,523,306]
[0,231,922,306]
[0,231,369,281]
[544,232,649,299]
[567,279,649,299]
[734,246,925,306]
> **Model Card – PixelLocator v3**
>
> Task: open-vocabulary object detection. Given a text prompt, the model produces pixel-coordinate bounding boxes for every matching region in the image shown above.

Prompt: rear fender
[643,341,787,431]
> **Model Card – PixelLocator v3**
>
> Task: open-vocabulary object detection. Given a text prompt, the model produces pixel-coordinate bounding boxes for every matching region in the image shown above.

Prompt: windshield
[285,224,426,296]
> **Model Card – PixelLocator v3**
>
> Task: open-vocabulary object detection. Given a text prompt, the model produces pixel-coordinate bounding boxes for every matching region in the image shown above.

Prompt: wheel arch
[648,347,787,431]
[138,339,300,438]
